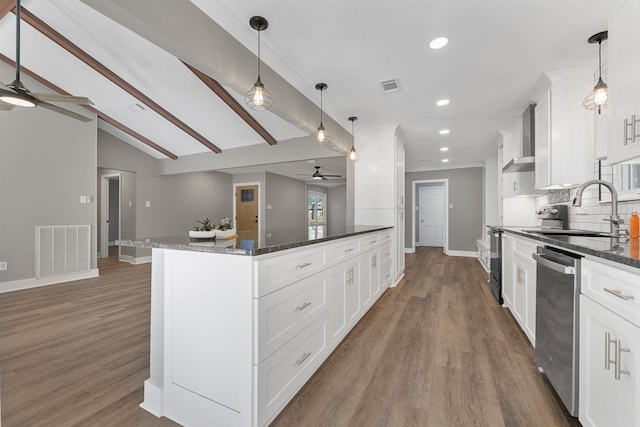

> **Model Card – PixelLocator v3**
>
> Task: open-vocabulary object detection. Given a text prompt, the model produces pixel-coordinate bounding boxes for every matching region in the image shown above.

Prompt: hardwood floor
[0,247,579,426]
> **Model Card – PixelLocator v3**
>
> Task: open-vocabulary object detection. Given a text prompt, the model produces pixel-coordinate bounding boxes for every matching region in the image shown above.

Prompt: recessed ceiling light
[436,99,450,106]
[429,36,449,50]
[442,159,449,163]
[440,147,449,151]
[439,129,450,135]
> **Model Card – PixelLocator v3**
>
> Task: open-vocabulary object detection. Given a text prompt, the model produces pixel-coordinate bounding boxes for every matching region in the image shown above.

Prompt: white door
[419,186,444,247]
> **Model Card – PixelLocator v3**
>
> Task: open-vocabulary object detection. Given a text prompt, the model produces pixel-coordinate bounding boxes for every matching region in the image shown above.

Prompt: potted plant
[189,217,216,239]
[215,217,236,239]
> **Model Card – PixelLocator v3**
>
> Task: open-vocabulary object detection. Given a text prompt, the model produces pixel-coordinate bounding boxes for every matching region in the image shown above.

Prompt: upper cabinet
[607,0,640,164]
[534,69,594,189]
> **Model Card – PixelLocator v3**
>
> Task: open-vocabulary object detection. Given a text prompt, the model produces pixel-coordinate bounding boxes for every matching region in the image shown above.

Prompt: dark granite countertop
[494,226,640,269]
[116,225,392,256]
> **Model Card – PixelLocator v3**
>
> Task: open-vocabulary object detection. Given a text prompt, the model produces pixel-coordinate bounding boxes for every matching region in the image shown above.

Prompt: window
[240,189,254,202]
[308,191,326,225]
[601,159,640,202]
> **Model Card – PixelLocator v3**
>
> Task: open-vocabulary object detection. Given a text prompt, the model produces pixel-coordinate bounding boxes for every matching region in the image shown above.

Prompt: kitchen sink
[522,229,611,237]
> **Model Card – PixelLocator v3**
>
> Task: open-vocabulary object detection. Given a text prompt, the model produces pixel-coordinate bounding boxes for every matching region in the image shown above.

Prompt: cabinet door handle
[615,340,631,380]
[513,181,517,191]
[370,240,377,244]
[295,351,312,366]
[603,288,634,301]
[295,301,312,312]
[371,256,377,268]
[625,118,631,145]
[296,262,312,270]
[605,332,615,370]
[345,248,355,253]
[633,114,639,143]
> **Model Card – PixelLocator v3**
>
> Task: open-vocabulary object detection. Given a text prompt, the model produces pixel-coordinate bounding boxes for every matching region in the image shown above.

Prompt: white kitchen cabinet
[354,125,406,286]
[580,295,638,427]
[534,69,594,188]
[607,0,640,164]
[504,234,537,346]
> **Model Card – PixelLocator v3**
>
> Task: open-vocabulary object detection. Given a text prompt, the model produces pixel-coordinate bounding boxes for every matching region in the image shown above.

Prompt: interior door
[419,186,444,247]
[236,185,259,232]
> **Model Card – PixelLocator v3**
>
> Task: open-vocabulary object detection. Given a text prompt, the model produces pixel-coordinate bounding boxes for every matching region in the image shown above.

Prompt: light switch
[129,201,132,207]
[146,201,151,207]
[449,203,453,208]
[80,196,87,204]
[266,204,272,210]
[0,261,7,271]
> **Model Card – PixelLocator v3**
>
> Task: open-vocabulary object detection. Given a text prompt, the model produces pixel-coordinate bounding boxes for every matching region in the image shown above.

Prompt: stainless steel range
[487,226,503,304]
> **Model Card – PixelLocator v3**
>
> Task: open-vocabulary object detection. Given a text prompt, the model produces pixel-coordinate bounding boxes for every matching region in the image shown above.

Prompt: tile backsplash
[535,161,638,233]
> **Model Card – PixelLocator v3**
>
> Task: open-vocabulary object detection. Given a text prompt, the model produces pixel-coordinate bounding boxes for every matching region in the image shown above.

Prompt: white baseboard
[140,379,164,417]
[119,254,152,265]
[404,247,415,254]
[446,250,477,258]
[0,269,100,294]
[391,272,405,287]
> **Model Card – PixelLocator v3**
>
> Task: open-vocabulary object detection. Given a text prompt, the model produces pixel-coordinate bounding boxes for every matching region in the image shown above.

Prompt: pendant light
[315,83,328,144]
[583,31,608,114]
[348,116,359,162]
[245,16,273,111]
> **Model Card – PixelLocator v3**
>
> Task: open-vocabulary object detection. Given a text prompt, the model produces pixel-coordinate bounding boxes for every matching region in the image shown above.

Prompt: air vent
[127,102,147,113]
[379,77,401,93]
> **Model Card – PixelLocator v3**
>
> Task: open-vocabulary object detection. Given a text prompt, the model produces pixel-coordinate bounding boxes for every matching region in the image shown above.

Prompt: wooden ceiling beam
[0,52,178,160]
[0,0,14,20]
[183,62,277,146]
[19,7,222,154]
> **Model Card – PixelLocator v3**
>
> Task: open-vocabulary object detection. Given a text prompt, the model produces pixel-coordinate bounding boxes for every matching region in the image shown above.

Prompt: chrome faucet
[572,179,623,237]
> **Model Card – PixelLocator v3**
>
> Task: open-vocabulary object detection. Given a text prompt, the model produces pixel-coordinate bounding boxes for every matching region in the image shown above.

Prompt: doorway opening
[100,173,121,259]
[411,179,449,254]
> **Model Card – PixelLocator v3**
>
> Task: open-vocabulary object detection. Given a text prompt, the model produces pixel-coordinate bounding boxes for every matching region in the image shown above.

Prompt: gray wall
[98,130,232,258]
[328,185,347,234]
[0,62,98,283]
[265,172,306,230]
[405,167,484,252]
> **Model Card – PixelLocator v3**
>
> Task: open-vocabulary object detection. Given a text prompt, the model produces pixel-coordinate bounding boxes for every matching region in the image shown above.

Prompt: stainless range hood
[502,104,536,173]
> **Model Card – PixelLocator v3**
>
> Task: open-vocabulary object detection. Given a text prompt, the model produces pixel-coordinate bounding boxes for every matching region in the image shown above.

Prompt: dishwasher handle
[533,253,575,275]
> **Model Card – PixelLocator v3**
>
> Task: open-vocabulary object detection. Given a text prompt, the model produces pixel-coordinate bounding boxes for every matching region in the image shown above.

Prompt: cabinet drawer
[257,270,329,362]
[328,238,361,263]
[380,258,393,288]
[380,244,393,264]
[513,236,537,260]
[257,247,327,297]
[582,258,640,327]
[258,314,328,426]
[380,230,393,244]
[361,233,380,250]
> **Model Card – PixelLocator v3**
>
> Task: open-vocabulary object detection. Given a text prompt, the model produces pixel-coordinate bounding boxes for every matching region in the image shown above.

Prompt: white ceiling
[0,0,609,176]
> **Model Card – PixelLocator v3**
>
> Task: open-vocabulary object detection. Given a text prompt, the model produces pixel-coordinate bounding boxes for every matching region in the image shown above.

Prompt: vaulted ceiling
[0,0,609,175]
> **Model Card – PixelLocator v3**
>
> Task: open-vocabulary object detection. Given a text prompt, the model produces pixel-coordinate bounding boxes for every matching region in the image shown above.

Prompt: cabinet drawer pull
[295,301,312,312]
[344,248,355,253]
[615,340,631,380]
[370,240,377,244]
[296,262,312,270]
[603,288,634,301]
[625,118,631,145]
[295,351,312,366]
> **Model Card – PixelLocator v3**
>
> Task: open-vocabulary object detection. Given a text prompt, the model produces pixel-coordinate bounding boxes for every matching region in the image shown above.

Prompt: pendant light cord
[320,89,323,125]
[14,0,21,83]
[256,28,261,80]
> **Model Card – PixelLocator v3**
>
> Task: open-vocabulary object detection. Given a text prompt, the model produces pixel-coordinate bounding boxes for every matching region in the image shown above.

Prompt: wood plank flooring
[0,247,579,426]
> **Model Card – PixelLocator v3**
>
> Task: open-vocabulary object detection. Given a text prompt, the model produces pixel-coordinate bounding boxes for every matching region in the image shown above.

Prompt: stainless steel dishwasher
[533,246,582,417]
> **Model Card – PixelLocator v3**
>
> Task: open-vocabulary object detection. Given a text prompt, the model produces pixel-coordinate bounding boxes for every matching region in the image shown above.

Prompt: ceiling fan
[300,166,342,181]
[0,0,93,122]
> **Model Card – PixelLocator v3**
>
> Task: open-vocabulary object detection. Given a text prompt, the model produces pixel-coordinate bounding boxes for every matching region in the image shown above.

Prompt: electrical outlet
[146,201,151,207]
[0,261,7,271]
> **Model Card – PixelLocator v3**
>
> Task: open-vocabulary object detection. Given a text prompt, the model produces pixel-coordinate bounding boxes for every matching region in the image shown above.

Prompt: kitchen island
[118,225,393,427]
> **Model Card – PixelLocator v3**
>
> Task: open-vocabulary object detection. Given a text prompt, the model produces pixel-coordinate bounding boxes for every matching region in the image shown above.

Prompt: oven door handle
[533,253,575,275]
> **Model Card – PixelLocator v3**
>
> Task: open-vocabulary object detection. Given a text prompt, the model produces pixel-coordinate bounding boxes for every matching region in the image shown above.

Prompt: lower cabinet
[580,295,639,427]
[329,258,360,342]
[502,234,514,308]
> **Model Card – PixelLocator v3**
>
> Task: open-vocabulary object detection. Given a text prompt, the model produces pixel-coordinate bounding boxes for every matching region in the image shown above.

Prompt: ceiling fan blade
[31,93,93,105]
[322,174,342,178]
[38,101,92,122]
[0,100,15,111]
[0,82,18,93]
[321,175,328,180]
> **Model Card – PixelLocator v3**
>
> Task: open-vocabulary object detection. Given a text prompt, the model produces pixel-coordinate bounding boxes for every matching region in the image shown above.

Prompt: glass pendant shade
[245,16,272,111]
[315,83,328,145]
[584,31,608,114]
[347,116,359,162]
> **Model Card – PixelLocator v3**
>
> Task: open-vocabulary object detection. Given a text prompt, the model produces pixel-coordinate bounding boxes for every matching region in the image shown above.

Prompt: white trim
[100,173,122,259]
[0,269,99,294]
[391,272,405,287]
[404,247,415,254]
[119,254,152,265]
[233,181,262,246]
[411,179,449,255]
[406,162,485,173]
[447,250,477,258]
[140,379,164,417]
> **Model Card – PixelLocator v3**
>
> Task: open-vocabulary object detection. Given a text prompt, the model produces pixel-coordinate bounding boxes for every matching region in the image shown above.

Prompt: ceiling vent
[127,102,147,113]
[379,77,401,93]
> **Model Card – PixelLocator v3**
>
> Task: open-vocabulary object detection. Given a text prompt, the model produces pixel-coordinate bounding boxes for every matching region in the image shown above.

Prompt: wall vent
[379,77,401,93]
[36,225,91,279]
